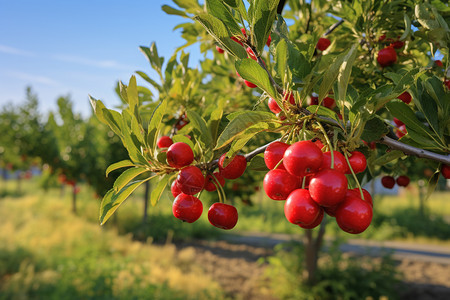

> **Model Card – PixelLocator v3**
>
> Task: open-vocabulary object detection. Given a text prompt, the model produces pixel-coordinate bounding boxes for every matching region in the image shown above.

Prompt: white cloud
[0,44,35,56]
[7,71,59,86]
[53,54,134,70]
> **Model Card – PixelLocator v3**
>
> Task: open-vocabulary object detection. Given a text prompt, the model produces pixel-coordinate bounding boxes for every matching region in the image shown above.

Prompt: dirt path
[173,236,450,300]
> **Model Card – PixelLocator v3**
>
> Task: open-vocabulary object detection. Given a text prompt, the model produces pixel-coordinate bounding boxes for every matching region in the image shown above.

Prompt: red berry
[208,203,238,230]
[177,166,204,195]
[244,80,257,88]
[264,141,290,170]
[395,124,407,139]
[442,164,450,179]
[324,205,338,217]
[172,193,203,223]
[268,97,282,114]
[298,208,324,229]
[171,180,182,198]
[322,97,336,109]
[157,136,173,148]
[320,151,349,173]
[445,80,450,89]
[393,117,404,126]
[396,175,410,187]
[335,194,373,234]
[283,141,323,177]
[435,60,443,67]
[377,47,397,67]
[283,91,296,105]
[397,91,412,104]
[381,176,395,189]
[316,37,331,51]
[312,139,324,150]
[309,169,348,207]
[216,46,224,54]
[204,172,225,192]
[263,169,300,200]
[378,34,386,42]
[219,154,247,179]
[309,96,319,105]
[166,142,194,169]
[265,35,272,47]
[231,36,243,46]
[241,28,247,37]
[284,189,322,225]
[347,151,367,174]
[246,47,257,60]
[390,41,404,49]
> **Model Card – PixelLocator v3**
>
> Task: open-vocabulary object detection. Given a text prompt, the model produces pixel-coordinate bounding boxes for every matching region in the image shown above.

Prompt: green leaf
[360,116,389,142]
[425,170,440,202]
[172,134,195,150]
[223,0,248,20]
[102,108,123,137]
[186,110,213,151]
[161,5,188,17]
[89,96,107,125]
[206,0,241,36]
[235,58,277,99]
[386,100,444,148]
[114,167,150,192]
[147,100,168,155]
[372,150,405,166]
[275,39,288,86]
[251,0,279,53]
[193,13,247,59]
[318,51,345,103]
[216,111,277,149]
[227,121,281,158]
[127,75,139,111]
[100,178,151,225]
[150,174,171,206]
[306,105,340,124]
[208,103,224,144]
[337,44,358,105]
[136,71,162,92]
[247,153,269,171]
[106,160,135,177]
[399,14,411,41]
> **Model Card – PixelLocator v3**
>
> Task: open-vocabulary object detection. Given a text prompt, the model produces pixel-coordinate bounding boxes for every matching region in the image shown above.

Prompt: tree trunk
[304,217,327,285]
[71,184,77,214]
[142,181,150,224]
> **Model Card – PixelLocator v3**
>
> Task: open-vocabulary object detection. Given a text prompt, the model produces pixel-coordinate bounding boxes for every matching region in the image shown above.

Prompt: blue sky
[0,0,202,117]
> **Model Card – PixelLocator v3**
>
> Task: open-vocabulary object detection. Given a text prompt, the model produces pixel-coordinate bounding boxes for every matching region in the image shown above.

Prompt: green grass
[0,179,225,299]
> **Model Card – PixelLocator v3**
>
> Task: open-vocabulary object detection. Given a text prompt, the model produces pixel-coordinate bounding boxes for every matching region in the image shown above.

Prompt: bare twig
[323,19,344,37]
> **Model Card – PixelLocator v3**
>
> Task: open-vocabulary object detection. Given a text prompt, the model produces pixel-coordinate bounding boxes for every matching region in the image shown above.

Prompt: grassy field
[0,179,225,299]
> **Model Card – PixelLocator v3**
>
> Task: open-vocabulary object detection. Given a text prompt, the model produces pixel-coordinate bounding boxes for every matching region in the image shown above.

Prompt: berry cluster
[263,140,373,234]
[381,175,410,189]
[157,136,246,230]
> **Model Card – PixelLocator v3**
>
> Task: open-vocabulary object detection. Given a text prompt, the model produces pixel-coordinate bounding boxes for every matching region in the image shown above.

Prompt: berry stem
[317,122,334,168]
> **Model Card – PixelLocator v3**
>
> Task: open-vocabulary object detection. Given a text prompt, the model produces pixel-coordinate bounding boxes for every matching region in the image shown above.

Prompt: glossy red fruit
[335,194,373,234]
[390,40,404,49]
[219,154,247,179]
[246,47,257,60]
[244,80,257,88]
[393,117,404,127]
[231,36,243,46]
[324,205,338,217]
[396,175,410,187]
[309,96,319,105]
[216,46,224,54]
[167,142,194,169]
[321,151,349,173]
[435,60,443,67]
[171,180,182,198]
[157,136,173,148]
[263,169,300,200]
[312,139,324,150]
[445,80,450,90]
[322,97,336,109]
[377,46,397,67]
[378,34,386,42]
[309,169,348,207]
[298,208,324,229]
[316,37,331,51]
[361,189,373,207]
[347,151,367,174]
[397,91,412,104]
[284,91,296,105]
[208,203,238,230]
[396,124,407,139]
[204,172,225,192]
[284,189,321,225]
[172,193,203,223]
[283,141,323,177]
[268,97,282,114]
[442,164,450,179]
[177,166,204,195]
[346,188,373,207]
[381,176,395,189]
[241,28,247,37]
[266,35,272,47]
[264,141,290,170]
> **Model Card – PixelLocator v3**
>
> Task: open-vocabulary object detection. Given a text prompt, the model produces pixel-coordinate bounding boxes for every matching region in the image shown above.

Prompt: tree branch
[379,136,450,165]
[324,19,344,37]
